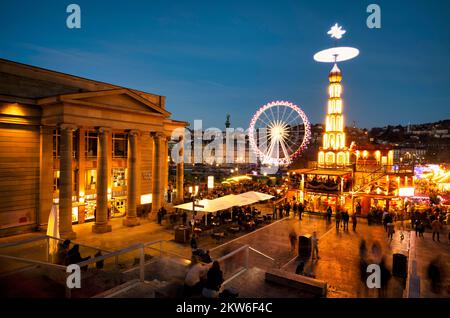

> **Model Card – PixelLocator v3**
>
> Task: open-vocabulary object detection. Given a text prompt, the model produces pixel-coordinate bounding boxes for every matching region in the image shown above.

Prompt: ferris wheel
[248,100,311,166]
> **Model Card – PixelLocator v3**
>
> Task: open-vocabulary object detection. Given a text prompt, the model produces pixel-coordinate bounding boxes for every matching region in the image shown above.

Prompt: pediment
[39,89,170,116]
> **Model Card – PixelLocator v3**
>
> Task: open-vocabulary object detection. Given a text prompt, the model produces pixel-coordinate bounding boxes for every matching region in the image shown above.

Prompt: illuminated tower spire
[318,63,349,167]
[314,23,359,168]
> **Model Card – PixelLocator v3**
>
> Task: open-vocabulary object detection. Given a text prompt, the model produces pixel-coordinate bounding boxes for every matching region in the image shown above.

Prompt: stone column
[176,134,184,203]
[151,132,164,218]
[59,124,77,239]
[92,127,112,233]
[124,130,140,226]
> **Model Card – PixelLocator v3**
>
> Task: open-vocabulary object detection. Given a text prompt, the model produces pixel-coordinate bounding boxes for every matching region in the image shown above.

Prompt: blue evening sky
[0,0,449,129]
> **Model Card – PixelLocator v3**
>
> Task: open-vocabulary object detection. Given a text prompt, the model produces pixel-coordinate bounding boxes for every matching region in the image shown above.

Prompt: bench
[265,268,327,297]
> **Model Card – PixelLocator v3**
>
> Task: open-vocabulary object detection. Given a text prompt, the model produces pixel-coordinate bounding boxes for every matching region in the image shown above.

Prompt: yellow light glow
[207,176,214,189]
[140,193,152,204]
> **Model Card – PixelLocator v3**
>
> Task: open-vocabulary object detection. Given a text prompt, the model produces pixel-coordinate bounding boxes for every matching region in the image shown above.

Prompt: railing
[0,236,191,298]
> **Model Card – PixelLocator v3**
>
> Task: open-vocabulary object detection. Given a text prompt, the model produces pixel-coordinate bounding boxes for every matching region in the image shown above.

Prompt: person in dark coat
[351,213,357,231]
[65,244,91,271]
[278,204,284,219]
[298,203,304,220]
[293,202,298,217]
[205,261,224,291]
[56,239,71,265]
[326,206,332,223]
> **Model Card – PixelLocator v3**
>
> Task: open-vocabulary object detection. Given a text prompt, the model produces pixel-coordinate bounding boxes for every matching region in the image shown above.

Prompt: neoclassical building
[0,58,187,238]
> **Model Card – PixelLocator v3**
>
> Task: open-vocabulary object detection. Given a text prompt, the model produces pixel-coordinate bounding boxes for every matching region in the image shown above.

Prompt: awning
[174,191,273,212]
[238,191,274,201]
[293,168,352,176]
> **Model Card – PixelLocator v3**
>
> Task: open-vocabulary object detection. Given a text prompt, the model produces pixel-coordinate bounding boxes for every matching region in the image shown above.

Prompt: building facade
[0,59,186,238]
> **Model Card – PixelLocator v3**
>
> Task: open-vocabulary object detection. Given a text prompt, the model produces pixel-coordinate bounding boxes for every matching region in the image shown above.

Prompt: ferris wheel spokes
[248,100,311,166]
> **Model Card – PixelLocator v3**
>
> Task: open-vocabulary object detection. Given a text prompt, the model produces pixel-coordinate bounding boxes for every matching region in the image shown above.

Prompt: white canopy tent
[238,191,274,202]
[174,191,274,224]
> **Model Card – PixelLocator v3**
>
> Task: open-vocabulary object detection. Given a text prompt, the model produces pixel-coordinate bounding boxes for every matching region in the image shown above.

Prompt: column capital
[97,127,111,134]
[127,129,140,137]
[59,123,78,131]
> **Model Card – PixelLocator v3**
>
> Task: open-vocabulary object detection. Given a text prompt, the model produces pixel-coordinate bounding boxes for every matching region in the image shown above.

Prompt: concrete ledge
[265,268,327,297]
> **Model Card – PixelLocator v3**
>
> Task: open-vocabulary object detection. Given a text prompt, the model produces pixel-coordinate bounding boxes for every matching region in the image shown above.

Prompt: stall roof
[238,191,274,201]
[174,191,273,212]
[291,168,352,176]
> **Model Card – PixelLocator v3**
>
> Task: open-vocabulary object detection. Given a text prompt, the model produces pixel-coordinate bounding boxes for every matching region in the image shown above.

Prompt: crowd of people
[184,179,286,202]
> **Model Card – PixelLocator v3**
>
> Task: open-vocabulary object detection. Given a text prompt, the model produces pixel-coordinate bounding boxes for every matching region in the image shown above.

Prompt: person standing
[285,202,291,218]
[326,205,332,223]
[414,219,421,237]
[431,219,441,242]
[293,202,298,218]
[352,213,357,231]
[278,204,284,219]
[387,222,395,240]
[157,207,163,225]
[343,210,350,231]
[355,202,362,215]
[298,202,304,220]
[335,208,341,230]
[311,231,319,260]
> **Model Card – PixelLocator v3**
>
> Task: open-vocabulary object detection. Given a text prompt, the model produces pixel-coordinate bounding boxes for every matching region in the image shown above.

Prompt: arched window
[337,152,345,165]
[318,151,325,164]
[329,134,335,149]
[326,152,335,165]
[330,115,335,131]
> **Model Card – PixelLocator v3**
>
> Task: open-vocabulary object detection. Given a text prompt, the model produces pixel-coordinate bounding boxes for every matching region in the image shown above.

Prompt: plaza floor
[0,210,449,298]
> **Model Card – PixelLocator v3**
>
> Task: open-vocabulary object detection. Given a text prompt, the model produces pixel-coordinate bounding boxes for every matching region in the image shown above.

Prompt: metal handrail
[0,254,67,270]
[0,235,47,248]
[46,235,112,254]
[248,246,275,261]
[76,243,143,268]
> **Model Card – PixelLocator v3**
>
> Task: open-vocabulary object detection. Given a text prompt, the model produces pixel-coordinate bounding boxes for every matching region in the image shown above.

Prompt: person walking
[343,210,350,231]
[272,203,277,220]
[335,209,341,230]
[387,222,395,240]
[352,213,357,231]
[414,219,421,237]
[293,202,298,218]
[298,202,304,220]
[431,219,441,242]
[311,231,319,260]
[285,202,291,218]
[418,221,425,238]
[278,204,284,219]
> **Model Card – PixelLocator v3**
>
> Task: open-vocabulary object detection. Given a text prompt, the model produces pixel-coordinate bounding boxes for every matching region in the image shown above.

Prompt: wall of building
[0,123,40,231]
